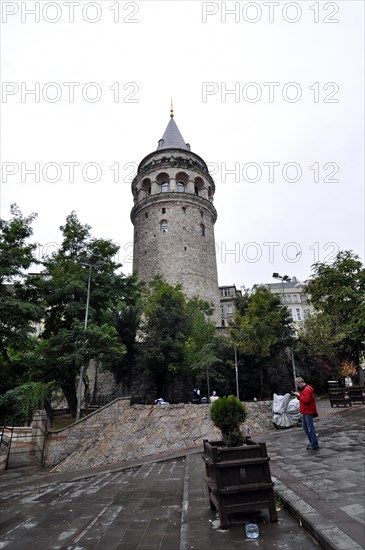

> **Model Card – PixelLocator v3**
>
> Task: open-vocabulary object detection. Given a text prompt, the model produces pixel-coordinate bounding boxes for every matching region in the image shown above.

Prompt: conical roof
[157,117,190,151]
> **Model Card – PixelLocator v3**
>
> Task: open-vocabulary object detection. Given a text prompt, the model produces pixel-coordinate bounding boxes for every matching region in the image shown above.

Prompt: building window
[148,186,151,195]
[296,308,302,321]
[145,212,148,218]
[162,207,166,214]
[226,305,233,314]
[221,288,233,297]
[284,295,291,304]
[160,220,168,233]
[200,223,205,236]
[287,308,293,319]
[161,182,169,192]
[292,294,298,303]
[221,307,224,315]
[195,186,199,196]
[177,181,185,192]
[182,207,186,214]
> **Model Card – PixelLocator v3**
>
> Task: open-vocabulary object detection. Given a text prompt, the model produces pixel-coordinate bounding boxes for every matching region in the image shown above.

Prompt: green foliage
[185,298,218,374]
[304,251,365,368]
[210,395,247,447]
[108,275,144,386]
[229,286,294,398]
[297,312,341,380]
[25,212,130,416]
[139,278,189,394]
[230,286,293,357]
[0,205,41,367]
[0,381,55,425]
[138,278,219,400]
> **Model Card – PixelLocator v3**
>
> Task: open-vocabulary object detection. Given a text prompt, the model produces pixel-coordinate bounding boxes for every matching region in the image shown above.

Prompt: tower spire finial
[170,99,174,118]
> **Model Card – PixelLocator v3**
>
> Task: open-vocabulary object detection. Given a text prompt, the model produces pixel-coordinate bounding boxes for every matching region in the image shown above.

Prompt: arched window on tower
[200,223,205,236]
[160,220,168,233]
[195,176,204,197]
[141,178,152,198]
[177,181,185,192]
[156,172,170,192]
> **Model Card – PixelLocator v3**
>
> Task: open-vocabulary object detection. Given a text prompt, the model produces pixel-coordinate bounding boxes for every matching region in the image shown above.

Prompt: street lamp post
[272,272,298,390]
[76,263,92,422]
[76,260,105,422]
[234,343,239,400]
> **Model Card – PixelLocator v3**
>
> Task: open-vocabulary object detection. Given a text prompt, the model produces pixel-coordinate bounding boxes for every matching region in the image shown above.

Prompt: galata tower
[131,107,221,326]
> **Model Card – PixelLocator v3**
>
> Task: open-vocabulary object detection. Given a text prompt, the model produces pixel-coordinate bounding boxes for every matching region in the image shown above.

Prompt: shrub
[210,395,248,447]
[0,382,55,425]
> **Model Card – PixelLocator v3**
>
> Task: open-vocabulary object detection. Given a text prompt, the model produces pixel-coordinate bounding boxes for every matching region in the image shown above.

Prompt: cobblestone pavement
[262,403,365,549]
[0,456,317,549]
[0,400,363,549]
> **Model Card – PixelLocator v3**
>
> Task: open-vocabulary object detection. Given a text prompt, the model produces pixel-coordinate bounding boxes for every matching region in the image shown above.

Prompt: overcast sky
[1,0,364,289]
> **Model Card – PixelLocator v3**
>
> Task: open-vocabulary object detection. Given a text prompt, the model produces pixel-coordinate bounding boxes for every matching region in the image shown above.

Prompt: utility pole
[234,343,239,400]
[272,272,298,390]
[76,259,104,421]
[76,264,92,422]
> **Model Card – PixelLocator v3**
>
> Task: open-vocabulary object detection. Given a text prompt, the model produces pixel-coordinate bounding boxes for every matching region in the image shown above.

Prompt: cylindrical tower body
[131,117,221,325]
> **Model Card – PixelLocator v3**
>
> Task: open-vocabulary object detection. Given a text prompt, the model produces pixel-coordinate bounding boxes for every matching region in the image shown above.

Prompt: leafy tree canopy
[26,212,130,416]
[0,205,41,370]
[305,250,365,365]
[229,286,293,358]
[138,278,218,399]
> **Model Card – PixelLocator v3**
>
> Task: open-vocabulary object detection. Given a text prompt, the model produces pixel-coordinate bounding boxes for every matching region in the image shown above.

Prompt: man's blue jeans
[302,414,319,448]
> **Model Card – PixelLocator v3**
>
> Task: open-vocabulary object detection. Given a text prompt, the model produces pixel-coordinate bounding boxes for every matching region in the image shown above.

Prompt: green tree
[0,381,55,425]
[296,312,342,391]
[137,278,219,401]
[184,298,219,393]
[28,212,128,416]
[305,250,365,371]
[138,277,189,399]
[110,274,144,390]
[229,286,294,398]
[0,205,41,392]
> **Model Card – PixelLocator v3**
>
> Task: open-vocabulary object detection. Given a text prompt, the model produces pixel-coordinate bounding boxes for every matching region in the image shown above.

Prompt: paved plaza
[0,402,364,549]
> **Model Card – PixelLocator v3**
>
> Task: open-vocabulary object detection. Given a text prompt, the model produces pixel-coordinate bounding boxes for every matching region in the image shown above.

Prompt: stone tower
[131,108,221,326]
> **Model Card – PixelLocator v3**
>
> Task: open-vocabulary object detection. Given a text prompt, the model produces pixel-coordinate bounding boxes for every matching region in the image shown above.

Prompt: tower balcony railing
[130,191,217,224]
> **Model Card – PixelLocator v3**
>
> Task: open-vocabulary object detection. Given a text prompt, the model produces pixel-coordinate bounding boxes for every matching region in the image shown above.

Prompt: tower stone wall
[131,117,221,325]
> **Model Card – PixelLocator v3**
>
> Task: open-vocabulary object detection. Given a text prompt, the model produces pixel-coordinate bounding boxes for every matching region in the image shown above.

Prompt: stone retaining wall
[45,399,273,473]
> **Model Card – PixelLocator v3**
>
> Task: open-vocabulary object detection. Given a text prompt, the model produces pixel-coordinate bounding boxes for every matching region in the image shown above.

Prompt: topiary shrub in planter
[210,395,248,447]
[203,395,277,529]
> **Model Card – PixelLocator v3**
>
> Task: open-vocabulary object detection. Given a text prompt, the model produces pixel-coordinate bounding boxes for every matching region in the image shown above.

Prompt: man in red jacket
[292,377,319,450]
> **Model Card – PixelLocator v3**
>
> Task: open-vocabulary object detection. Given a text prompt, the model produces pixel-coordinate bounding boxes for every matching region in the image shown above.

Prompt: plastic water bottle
[245,522,259,539]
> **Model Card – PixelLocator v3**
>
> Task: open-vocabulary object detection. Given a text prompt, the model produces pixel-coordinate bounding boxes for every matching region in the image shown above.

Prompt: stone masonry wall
[45,399,273,473]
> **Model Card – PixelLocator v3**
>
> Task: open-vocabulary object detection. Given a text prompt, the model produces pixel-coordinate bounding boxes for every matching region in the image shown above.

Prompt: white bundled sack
[272,393,301,428]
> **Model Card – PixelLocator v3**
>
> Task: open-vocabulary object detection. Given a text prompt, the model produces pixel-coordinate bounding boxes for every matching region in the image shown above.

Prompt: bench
[329,389,352,408]
[347,387,365,404]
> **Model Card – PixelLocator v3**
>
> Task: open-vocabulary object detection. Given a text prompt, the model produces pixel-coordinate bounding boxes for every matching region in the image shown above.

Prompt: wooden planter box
[203,439,278,529]
[329,389,352,407]
[347,387,365,404]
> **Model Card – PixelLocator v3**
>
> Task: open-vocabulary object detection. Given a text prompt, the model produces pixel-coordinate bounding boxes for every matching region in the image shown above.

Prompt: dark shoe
[307,446,319,450]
